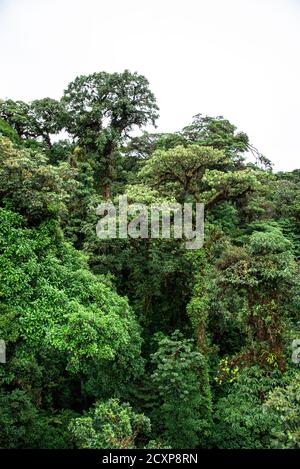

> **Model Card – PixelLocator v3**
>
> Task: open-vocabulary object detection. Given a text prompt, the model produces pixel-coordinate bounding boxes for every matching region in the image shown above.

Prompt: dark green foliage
[0,98,64,147]
[0,70,299,449]
[212,367,282,448]
[264,372,300,448]
[150,332,212,448]
[69,399,152,449]
[0,206,143,447]
[0,137,76,222]
[0,118,20,144]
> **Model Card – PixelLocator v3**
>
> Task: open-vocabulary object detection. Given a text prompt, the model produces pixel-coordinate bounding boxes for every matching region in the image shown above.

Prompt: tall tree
[62,70,159,198]
[0,98,64,147]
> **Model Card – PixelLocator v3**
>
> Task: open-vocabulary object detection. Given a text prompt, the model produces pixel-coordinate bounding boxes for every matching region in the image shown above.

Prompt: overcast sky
[0,0,299,171]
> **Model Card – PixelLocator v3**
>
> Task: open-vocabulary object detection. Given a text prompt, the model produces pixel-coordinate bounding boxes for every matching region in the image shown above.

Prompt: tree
[0,137,76,222]
[0,98,64,147]
[181,114,271,169]
[1,68,300,451]
[0,118,20,144]
[264,373,300,448]
[150,331,212,448]
[139,145,227,202]
[28,98,65,148]
[138,145,262,209]
[213,366,281,449]
[202,168,262,210]
[0,207,144,447]
[0,99,32,139]
[62,70,159,198]
[69,399,151,449]
[215,226,298,367]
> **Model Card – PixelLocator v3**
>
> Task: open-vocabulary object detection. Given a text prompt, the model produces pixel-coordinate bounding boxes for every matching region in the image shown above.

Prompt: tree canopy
[0,70,299,450]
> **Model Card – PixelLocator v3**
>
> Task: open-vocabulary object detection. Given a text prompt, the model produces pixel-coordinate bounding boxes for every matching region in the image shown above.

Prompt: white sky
[0,0,299,171]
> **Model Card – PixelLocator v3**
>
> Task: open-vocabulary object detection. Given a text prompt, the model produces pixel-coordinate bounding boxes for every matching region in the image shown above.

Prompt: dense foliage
[0,70,299,449]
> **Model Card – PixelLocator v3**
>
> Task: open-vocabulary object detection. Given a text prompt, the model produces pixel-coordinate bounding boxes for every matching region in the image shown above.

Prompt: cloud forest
[0,70,299,450]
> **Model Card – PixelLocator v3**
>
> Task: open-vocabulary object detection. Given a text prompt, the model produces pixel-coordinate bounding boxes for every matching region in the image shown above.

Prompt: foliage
[0,69,299,449]
[212,366,282,448]
[69,399,151,449]
[0,207,143,447]
[0,137,76,222]
[264,373,300,448]
[150,331,212,448]
[0,98,64,147]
